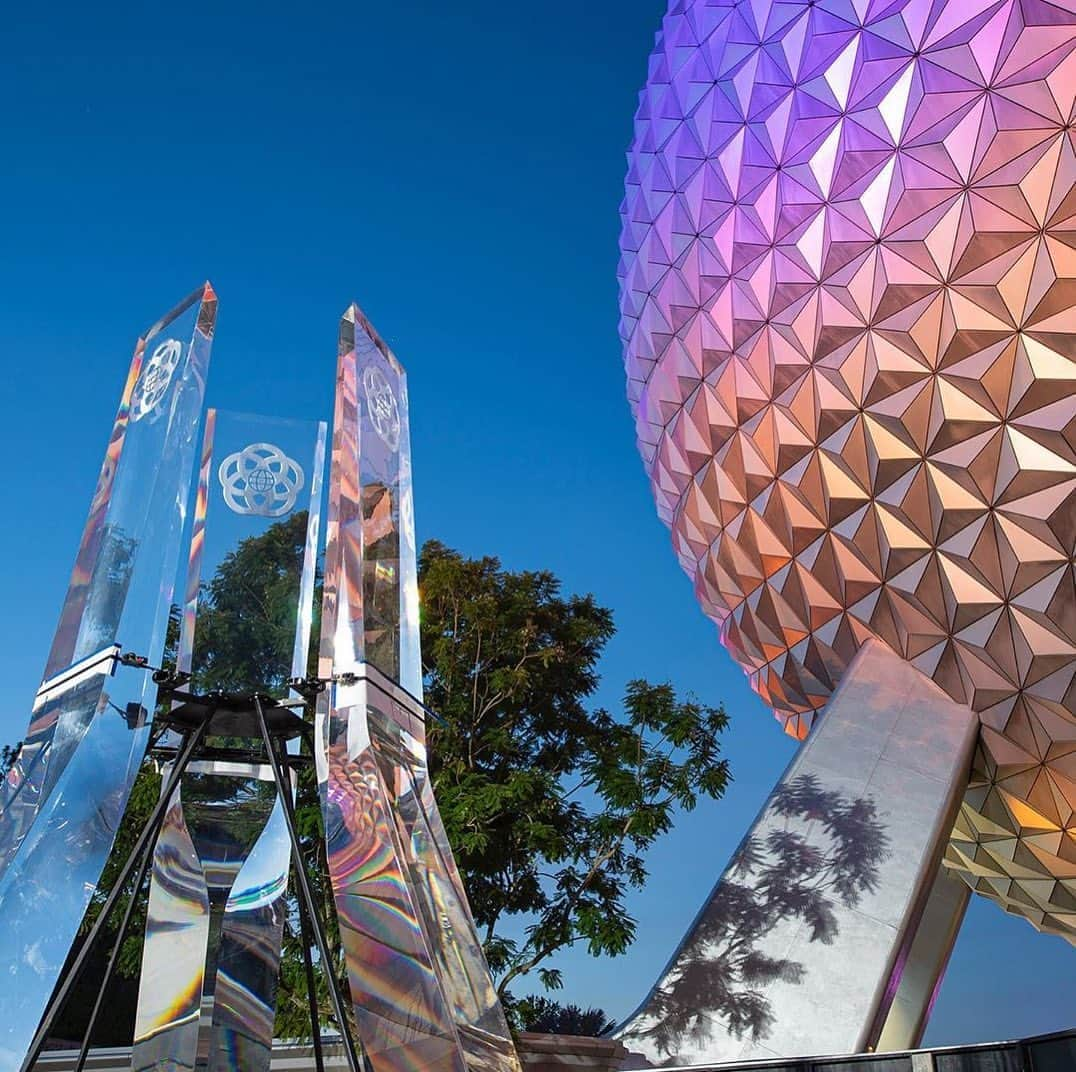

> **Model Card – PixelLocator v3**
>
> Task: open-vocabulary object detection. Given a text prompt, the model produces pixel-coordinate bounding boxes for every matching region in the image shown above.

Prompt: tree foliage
[514,996,616,1037]
[188,510,315,694]
[20,525,735,1044]
[420,540,731,998]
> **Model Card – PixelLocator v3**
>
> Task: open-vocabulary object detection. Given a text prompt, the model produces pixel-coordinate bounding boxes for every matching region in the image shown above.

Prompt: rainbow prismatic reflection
[135,409,327,1072]
[316,307,519,1072]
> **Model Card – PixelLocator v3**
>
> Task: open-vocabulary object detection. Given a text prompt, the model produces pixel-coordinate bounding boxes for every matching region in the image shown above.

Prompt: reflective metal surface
[131,783,211,1072]
[380,704,520,1072]
[617,641,978,1065]
[321,305,421,697]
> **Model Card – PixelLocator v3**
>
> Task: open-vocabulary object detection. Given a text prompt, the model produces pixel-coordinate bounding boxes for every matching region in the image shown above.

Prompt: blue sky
[1,0,1073,1046]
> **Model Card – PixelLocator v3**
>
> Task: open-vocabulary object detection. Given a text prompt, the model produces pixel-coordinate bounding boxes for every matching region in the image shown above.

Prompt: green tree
[186,510,317,694]
[514,996,616,1036]
[34,528,733,1043]
[420,540,731,1001]
[57,512,339,1045]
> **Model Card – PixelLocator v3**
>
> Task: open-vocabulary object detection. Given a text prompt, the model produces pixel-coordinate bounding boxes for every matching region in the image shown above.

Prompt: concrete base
[515,1034,628,1072]
[616,640,978,1066]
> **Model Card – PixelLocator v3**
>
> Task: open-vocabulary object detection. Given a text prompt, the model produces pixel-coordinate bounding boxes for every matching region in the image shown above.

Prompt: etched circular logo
[218,443,305,517]
[131,339,183,422]
[363,366,400,451]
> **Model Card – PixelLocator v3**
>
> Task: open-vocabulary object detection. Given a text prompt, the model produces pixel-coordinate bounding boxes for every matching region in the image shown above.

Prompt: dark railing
[656,1028,1076,1072]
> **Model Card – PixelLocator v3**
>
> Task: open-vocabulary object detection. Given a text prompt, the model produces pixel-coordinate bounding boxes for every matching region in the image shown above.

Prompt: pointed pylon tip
[337,300,402,373]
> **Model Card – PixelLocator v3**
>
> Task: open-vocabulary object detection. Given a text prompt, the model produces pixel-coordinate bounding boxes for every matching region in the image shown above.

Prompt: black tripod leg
[253,698,364,1072]
[20,719,210,1072]
[73,821,157,1072]
[294,707,326,1071]
[297,877,326,1072]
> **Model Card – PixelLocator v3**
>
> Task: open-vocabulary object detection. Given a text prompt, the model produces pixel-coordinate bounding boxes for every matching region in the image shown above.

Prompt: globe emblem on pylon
[363,366,400,451]
[130,339,182,423]
[218,443,304,517]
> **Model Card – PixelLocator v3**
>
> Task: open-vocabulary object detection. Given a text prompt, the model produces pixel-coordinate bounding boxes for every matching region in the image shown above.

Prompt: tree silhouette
[624,773,889,1057]
[515,996,617,1036]
[0,744,21,780]
[420,540,732,1000]
[25,526,735,1046]
[51,513,330,1046]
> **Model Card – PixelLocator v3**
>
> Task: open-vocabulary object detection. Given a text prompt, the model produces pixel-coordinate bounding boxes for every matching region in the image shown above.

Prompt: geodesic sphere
[621,0,1076,938]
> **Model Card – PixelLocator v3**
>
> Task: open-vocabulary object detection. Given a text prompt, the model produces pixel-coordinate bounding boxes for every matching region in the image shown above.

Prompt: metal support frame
[19,715,208,1072]
[74,829,156,1072]
[298,883,327,1072]
[20,678,365,1072]
[254,696,364,1072]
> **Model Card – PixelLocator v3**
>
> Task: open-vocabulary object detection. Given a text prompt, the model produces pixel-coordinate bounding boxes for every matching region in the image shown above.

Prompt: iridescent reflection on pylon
[315,307,520,1072]
[134,409,327,1072]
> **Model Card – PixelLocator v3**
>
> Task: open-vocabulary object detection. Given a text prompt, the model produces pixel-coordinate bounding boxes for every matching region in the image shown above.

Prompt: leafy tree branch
[420,540,731,1001]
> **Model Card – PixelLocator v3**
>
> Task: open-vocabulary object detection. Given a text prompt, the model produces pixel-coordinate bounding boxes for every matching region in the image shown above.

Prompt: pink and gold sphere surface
[621,0,1076,937]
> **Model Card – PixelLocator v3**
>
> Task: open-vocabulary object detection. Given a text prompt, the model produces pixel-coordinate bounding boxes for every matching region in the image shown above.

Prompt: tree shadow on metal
[625,773,889,1059]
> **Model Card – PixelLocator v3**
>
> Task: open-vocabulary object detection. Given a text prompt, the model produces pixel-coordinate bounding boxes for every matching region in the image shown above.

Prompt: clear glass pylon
[316,305,519,1072]
[133,409,327,1072]
[0,284,217,1072]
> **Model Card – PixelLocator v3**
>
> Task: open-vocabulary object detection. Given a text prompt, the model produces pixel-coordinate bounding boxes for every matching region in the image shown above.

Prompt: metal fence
[654,1029,1076,1072]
